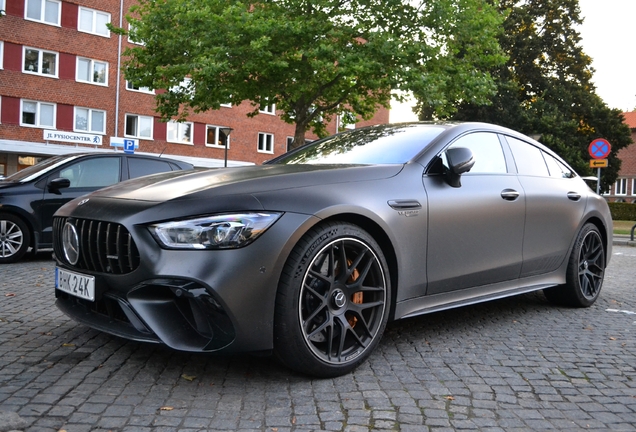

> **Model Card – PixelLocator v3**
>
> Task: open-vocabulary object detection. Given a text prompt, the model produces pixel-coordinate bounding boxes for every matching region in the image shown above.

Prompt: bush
[609,202,636,221]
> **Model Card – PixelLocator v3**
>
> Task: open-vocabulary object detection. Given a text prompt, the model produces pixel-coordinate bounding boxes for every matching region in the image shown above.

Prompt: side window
[506,136,550,176]
[128,158,173,179]
[543,153,574,178]
[447,132,507,174]
[58,157,120,188]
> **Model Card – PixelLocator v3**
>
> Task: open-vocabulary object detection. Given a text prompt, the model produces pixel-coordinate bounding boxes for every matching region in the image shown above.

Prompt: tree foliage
[442,0,632,192]
[114,0,505,148]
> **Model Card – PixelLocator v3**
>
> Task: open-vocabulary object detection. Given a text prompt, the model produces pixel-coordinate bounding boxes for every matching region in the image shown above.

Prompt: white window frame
[74,107,106,134]
[23,46,58,78]
[1,1,5,15]
[614,178,628,196]
[170,77,193,99]
[78,7,111,37]
[125,80,154,94]
[20,99,56,128]
[258,132,274,154]
[124,114,153,139]
[127,22,144,45]
[205,125,231,149]
[0,42,3,69]
[76,57,108,86]
[631,178,636,196]
[220,102,232,108]
[166,120,193,145]
[259,102,276,115]
[25,0,61,26]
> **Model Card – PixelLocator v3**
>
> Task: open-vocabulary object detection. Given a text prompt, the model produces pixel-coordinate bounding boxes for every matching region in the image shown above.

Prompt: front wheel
[544,223,606,307]
[0,213,31,264]
[274,222,391,377]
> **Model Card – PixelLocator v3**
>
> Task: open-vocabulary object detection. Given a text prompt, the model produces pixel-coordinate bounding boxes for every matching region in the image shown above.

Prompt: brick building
[605,112,636,202]
[0,0,389,176]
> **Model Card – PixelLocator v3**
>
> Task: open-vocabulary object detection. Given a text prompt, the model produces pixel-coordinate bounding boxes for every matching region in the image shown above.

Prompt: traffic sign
[588,139,611,159]
[123,139,135,154]
[110,136,139,150]
[589,159,608,168]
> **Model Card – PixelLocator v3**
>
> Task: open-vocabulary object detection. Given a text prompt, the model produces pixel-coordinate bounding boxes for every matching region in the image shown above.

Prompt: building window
[74,107,106,134]
[258,132,274,153]
[259,102,276,115]
[21,100,56,128]
[286,136,294,151]
[125,114,153,139]
[25,0,61,25]
[126,81,154,94]
[614,178,628,195]
[166,121,193,144]
[77,57,108,85]
[170,77,193,98]
[206,126,230,148]
[128,22,144,45]
[78,7,110,37]
[632,179,636,196]
[23,47,58,77]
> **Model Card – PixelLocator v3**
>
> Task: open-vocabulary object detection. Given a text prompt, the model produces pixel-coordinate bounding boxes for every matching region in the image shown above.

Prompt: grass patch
[613,220,636,235]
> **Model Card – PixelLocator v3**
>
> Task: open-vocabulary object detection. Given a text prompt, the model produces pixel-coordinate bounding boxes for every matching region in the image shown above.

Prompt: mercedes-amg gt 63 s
[52,122,611,377]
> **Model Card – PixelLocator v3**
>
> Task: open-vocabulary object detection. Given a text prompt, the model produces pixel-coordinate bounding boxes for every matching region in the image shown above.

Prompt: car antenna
[158,147,166,158]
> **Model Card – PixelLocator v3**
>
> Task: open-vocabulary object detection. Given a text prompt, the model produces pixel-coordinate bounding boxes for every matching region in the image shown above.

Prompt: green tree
[443,0,632,192]
[115,0,505,148]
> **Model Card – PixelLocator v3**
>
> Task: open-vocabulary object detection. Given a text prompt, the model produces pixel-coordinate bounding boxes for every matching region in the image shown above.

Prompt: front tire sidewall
[0,213,31,264]
[274,222,391,377]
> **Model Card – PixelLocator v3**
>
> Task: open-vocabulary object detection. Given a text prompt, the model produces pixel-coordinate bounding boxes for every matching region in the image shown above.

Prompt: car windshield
[270,124,446,165]
[2,155,77,183]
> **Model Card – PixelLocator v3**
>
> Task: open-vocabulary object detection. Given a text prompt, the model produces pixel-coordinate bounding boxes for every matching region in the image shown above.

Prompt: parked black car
[52,123,611,377]
[0,153,193,263]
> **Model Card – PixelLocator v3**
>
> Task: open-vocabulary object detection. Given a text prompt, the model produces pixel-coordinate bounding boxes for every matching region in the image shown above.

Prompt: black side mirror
[445,147,475,188]
[48,177,71,195]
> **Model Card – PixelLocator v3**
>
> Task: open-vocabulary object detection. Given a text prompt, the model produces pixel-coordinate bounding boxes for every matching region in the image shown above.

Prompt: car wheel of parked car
[274,222,391,377]
[544,223,605,307]
[0,213,31,264]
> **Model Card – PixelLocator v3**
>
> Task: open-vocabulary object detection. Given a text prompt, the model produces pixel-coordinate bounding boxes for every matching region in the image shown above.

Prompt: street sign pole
[588,138,611,196]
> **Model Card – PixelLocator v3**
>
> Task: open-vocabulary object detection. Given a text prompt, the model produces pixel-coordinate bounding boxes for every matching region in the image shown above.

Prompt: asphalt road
[1,246,635,432]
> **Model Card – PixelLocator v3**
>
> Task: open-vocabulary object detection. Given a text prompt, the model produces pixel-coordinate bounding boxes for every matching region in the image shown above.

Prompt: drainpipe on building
[114,0,124,144]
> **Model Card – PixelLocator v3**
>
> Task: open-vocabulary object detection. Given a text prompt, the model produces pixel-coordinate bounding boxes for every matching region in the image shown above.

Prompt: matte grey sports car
[52,122,612,377]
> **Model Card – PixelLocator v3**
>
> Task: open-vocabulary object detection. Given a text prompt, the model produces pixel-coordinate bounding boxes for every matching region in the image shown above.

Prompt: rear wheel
[0,213,31,264]
[274,222,390,377]
[544,223,605,307]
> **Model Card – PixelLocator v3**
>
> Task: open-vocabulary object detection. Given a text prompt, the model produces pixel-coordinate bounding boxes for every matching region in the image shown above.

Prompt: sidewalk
[613,233,636,247]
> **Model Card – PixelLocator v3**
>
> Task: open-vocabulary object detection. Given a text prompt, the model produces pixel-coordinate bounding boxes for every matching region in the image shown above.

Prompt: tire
[544,223,605,307]
[0,213,31,264]
[274,222,391,377]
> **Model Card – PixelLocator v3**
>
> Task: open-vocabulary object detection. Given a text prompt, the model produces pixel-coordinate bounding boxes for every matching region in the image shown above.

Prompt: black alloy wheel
[544,223,605,307]
[0,213,31,264]
[275,222,390,377]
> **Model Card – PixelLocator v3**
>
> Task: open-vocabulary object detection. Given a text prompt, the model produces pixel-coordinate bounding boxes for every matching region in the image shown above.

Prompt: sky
[390,0,636,122]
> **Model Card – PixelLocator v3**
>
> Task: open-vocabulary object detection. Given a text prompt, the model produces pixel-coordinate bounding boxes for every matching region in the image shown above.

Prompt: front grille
[54,217,140,274]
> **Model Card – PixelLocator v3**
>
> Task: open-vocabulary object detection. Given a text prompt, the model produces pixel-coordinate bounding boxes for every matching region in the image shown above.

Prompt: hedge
[609,202,636,221]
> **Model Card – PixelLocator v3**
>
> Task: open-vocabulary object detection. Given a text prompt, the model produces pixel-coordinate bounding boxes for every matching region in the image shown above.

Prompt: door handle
[501,189,520,201]
[567,192,581,201]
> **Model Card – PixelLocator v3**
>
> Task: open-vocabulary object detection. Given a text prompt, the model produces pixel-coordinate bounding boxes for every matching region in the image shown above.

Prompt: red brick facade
[606,112,636,202]
[0,0,389,175]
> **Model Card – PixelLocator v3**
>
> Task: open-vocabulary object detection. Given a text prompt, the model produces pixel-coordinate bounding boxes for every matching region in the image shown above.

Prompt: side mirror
[445,147,475,188]
[48,177,71,195]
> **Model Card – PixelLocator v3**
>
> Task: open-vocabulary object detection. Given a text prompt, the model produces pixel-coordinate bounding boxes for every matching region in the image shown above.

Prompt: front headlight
[150,212,282,250]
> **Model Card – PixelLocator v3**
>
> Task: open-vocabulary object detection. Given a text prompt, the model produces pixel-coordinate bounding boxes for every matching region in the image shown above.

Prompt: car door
[504,136,587,277]
[423,132,525,295]
[35,156,123,246]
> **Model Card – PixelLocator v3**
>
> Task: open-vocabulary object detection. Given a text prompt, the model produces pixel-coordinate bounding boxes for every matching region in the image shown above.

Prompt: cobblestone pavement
[1,246,635,432]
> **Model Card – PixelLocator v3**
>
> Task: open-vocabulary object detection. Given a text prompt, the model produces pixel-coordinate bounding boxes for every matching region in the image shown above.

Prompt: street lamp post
[219,127,233,167]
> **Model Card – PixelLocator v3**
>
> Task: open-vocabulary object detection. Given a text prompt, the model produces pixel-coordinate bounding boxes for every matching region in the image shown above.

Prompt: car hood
[87,164,404,203]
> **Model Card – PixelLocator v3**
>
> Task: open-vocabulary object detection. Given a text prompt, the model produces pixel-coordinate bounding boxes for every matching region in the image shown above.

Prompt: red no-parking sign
[589,138,611,159]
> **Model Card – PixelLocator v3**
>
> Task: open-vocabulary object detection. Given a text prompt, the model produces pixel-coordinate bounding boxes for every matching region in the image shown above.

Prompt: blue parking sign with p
[124,139,135,154]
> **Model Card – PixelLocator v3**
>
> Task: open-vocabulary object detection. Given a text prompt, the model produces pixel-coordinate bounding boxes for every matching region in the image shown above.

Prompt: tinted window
[59,157,121,188]
[506,136,549,176]
[448,132,507,174]
[272,124,445,165]
[543,153,575,178]
[128,158,174,179]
